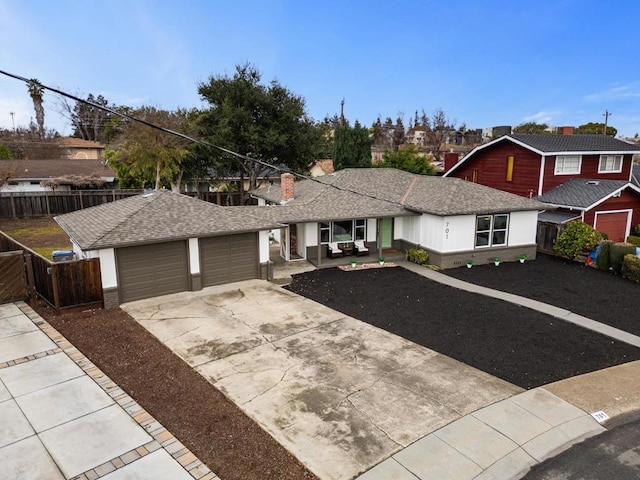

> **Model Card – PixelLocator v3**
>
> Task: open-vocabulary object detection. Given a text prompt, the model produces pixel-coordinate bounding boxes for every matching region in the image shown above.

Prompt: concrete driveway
[122,280,522,480]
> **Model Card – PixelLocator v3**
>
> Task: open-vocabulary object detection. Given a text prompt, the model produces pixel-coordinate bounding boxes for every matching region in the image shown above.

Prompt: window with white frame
[598,154,623,173]
[475,214,509,248]
[320,219,367,243]
[554,155,581,175]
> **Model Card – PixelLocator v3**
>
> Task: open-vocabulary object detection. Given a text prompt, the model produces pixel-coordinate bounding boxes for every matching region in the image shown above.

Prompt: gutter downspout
[538,155,546,196]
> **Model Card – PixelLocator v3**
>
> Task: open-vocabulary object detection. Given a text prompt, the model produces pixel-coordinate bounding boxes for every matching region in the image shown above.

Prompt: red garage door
[594,211,629,242]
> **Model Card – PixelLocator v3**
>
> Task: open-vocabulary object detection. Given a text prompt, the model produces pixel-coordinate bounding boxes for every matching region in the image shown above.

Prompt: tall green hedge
[626,235,640,247]
[610,243,637,274]
[596,240,613,271]
[621,254,640,283]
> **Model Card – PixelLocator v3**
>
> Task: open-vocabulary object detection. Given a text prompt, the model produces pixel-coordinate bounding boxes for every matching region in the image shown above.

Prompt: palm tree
[27,79,45,138]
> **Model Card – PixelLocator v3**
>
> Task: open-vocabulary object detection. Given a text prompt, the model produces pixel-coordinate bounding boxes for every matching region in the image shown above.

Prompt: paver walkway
[0,301,216,480]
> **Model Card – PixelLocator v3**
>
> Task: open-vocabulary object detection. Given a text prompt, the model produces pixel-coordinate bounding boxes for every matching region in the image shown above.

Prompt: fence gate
[0,250,27,304]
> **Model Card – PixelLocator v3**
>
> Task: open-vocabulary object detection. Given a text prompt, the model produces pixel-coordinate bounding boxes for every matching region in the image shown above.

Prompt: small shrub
[599,231,609,240]
[407,248,428,265]
[626,235,640,247]
[610,242,637,274]
[621,254,640,283]
[596,240,613,271]
[554,221,604,259]
[635,224,640,236]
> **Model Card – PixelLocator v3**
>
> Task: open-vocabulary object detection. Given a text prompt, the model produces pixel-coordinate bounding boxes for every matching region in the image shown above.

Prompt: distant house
[0,158,116,192]
[309,159,334,177]
[444,134,640,241]
[55,137,105,160]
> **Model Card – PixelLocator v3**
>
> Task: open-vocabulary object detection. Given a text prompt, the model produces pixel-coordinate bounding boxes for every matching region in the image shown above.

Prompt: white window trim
[598,154,623,174]
[320,219,367,244]
[475,214,509,249]
[554,155,582,175]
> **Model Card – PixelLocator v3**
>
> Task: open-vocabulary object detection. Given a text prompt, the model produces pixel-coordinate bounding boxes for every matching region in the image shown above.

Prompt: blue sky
[1,0,640,137]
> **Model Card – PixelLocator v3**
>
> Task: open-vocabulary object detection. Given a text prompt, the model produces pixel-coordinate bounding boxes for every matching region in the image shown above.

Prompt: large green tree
[375,144,437,175]
[513,122,549,134]
[333,120,372,170]
[575,122,617,136]
[197,64,321,197]
[110,107,197,191]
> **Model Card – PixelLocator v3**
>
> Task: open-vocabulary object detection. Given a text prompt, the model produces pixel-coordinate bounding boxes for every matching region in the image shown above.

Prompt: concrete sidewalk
[0,302,216,480]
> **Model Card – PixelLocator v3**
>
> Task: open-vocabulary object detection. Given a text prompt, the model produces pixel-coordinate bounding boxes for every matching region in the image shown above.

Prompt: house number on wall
[445,222,450,240]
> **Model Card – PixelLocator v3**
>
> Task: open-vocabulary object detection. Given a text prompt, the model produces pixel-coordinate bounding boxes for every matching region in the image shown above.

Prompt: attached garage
[594,211,631,243]
[117,241,190,303]
[55,190,284,308]
[200,233,258,287]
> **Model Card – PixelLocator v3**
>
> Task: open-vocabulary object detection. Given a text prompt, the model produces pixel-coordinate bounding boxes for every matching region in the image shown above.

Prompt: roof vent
[142,192,155,198]
[586,181,599,186]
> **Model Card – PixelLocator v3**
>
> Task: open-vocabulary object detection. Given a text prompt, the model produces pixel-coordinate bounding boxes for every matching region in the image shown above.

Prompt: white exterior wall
[98,248,117,289]
[258,230,270,263]
[397,216,420,244]
[303,222,318,247]
[421,214,477,253]
[188,238,200,274]
[0,181,70,193]
[508,211,538,245]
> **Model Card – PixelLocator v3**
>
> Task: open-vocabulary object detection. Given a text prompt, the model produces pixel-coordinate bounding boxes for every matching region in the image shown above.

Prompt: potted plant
[466,259,474,268]
[518,254,526,263]
[378,257,385,265]
[350,259,357,268]
[493,257,501,266]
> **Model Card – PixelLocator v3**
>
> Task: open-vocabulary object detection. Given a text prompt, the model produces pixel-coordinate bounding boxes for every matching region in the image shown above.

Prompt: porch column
[317,223,322,266]
[377,218,383,259]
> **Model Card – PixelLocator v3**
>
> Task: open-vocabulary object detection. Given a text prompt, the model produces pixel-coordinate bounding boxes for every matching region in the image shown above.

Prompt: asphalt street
[522,416,640,480]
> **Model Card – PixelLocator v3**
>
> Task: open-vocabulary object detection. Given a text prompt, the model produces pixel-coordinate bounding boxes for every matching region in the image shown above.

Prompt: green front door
[380,218,393,249]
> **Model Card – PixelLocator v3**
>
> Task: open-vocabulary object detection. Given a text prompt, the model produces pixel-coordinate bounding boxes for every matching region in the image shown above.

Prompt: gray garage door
[117,241,189,303]
[200,233,258,287]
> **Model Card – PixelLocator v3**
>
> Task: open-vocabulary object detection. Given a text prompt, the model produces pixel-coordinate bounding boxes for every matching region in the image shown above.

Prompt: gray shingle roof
[536,179,630,209]
[632,165,640,188]
[510,134,640,153]
[2,158,116,180]
[251,168,547,218]
[55,190,283,250]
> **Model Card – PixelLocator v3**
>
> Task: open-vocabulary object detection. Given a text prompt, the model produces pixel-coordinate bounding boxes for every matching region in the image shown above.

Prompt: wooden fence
[0,190,253,218]
[536,222,566,254]
[0,251,27,303]
[0,231,103,312]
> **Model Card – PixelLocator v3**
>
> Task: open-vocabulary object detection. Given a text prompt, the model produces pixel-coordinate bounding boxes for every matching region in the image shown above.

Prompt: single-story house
[0,158,116,192]
[55,190,284,307]
[248,168,548,268]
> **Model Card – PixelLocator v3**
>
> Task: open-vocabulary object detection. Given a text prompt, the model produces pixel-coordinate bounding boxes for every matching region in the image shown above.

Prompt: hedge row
[621,254,640,283]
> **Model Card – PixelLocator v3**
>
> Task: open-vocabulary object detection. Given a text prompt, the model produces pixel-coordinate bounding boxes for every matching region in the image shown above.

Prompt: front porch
[268,242,406,284]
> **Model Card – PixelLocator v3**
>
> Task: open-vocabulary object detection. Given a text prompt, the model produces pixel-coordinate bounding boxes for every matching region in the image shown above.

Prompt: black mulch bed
[285,267,640,390]
[445,254,640,337]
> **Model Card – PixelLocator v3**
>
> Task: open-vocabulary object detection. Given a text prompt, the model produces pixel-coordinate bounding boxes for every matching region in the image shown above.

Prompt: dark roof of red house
[510,134,640,153]
[536,179,637,209]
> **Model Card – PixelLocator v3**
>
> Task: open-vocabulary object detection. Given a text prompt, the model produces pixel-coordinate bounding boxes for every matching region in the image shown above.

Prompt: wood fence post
[51,264,61,314]
[24,253,35,301]
[10,193,16,218]
[79,191,84,209]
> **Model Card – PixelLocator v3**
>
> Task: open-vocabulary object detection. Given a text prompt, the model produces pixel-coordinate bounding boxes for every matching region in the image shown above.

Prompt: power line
[0,68,407,208]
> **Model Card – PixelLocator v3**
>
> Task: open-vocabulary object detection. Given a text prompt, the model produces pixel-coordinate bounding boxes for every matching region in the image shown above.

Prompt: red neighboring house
[444,134,640,242]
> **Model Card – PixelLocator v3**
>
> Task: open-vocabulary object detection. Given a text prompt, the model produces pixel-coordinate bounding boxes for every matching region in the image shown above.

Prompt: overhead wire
[0,68,409,208]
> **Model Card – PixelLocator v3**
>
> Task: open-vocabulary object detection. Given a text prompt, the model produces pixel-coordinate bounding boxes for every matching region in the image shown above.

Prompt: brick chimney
[444,151,460,173]
[280,173,295,202]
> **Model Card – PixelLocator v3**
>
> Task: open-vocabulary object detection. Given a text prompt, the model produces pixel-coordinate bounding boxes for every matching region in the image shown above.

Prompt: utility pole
[340,98,345,126]
[9,111,15,132]
[603,110,611,135]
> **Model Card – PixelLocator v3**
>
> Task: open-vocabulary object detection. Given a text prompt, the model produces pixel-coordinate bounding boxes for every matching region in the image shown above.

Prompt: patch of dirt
[285,266,640,390]
[0,217,71,251]
[32,300,316,480]
[445,254,640,336]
